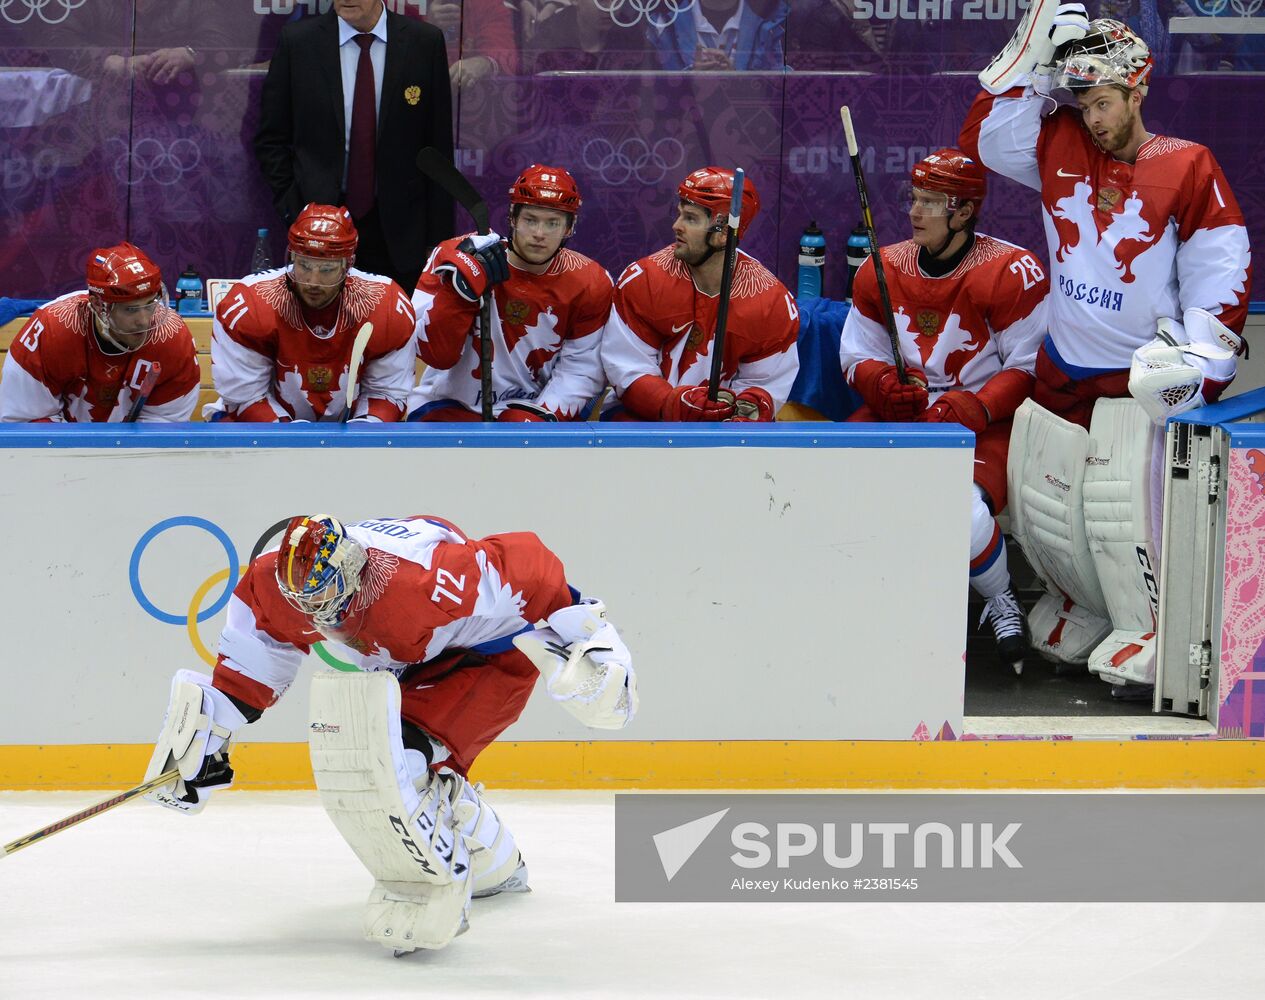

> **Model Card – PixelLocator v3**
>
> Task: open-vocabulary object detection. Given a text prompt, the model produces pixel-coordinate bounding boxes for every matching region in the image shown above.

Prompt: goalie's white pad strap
[1028,591,1111,664]
[1007,399,1107,616]
[1089,629,1157,687]
[1084,398,1162,639]
[453,781,523,896]
[979,0,1059,93]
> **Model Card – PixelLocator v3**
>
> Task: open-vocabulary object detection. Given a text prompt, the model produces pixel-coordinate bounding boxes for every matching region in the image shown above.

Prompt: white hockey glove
[980,0,1089,94]
[1128,311,1241,424]
[513,598,639,730]
[143,669,247,815]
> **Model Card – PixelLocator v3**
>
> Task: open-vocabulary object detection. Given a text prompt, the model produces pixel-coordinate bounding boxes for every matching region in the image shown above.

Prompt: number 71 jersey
[840,233,1048,394]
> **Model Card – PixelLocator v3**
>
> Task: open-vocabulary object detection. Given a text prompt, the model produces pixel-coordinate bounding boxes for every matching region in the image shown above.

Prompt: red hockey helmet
[508,164,582,216]
[288,204,359,260]
[86,242,163,303]
[1055,18,1153,92]
[275,514,367,630]
[910,149,988,211]
[678,166,761,239]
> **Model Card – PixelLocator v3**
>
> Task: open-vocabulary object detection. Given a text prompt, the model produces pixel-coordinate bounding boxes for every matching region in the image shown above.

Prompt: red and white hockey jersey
[0,291,199,422]
[961,88,1252,371]
[840,233,1048,416]
[211,515,571,712]
[410,246,613,419]
[211,269,416,422]
[601,246,800,418]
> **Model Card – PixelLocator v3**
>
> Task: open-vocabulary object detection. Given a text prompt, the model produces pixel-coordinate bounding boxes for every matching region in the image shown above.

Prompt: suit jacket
[254,9,455,277]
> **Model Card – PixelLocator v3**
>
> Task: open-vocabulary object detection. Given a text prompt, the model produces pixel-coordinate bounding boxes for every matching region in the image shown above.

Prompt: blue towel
[787,296,860,422]
[0,298,49,328]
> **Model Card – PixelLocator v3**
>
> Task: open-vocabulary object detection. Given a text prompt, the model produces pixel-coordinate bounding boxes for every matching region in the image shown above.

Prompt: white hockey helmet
[1055,19,1153,93]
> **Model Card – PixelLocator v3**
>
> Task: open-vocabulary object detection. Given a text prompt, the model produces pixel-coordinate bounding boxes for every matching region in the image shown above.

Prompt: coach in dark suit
[254,0,454,292]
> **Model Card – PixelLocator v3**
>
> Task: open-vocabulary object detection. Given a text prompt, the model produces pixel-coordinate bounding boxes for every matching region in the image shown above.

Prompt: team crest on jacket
[405,85,420,106]
[99,385,119,405]
[1096,187,1123,213]
[308,366,333,391]
[503,299,530,325]
[685,324,703,350]
[915,310,941,337]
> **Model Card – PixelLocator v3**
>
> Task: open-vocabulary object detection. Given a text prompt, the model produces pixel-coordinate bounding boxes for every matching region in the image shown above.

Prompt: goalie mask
[85,242,171,354]
[1055,18,1153,93]
[275,515,367,630]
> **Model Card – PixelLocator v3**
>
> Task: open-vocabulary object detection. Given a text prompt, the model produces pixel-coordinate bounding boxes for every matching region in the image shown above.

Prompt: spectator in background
[420,0,520,84]
[785,0,904,72]
[523,0,657,73]
[254,0,454,294]
[647,0,791,71]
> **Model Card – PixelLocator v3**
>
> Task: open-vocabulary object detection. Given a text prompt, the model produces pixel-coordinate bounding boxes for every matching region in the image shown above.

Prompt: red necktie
[345,33,376,220]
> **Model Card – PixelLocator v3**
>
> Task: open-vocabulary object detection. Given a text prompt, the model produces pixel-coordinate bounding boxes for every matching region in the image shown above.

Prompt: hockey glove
[142,670,247,815]
[498,401,558,422]
[921,389,990,434]
[431,232,509,302]
[660,383,736,422]
[728,387,776,423]
[853,360,929,421]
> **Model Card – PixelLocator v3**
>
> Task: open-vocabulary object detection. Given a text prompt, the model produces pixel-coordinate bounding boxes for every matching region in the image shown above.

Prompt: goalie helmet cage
[1156,391,1265,729]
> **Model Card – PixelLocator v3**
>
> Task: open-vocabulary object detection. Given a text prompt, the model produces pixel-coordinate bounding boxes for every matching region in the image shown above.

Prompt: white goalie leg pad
[513,598,639,729]
[1006,399,1110,663]
[1027,592,1111,665]
[453,780,530,898]
[308,671,473,952]
[1083,398,1162,687]
[143,669,245,814]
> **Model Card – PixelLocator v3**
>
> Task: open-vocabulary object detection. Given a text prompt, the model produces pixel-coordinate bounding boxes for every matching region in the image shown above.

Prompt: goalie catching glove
[513,598,639,729]
[1128,308,1242,424]
[142,669,248,814]
[430,232,510,302]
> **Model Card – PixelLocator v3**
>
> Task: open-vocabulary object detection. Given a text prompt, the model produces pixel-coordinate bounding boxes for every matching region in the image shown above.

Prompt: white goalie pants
[308,670,525,952]
[1007,397,1164,686]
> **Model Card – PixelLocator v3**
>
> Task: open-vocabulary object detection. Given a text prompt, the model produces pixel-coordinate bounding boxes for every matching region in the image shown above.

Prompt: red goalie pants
[399,531,573,776]
[847,404,1013,512]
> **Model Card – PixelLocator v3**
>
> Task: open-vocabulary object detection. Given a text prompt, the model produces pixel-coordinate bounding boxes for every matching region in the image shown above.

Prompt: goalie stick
[2,767,181,858]
[339,321,374,422]
[840,107,910,385]
[707,167,745,403]
[416,147,495,421]
[123,361,162,422]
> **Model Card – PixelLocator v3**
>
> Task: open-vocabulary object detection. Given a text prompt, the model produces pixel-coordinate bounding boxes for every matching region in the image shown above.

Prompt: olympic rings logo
[129,516,356,672]
[595,0,689,29]
[107,137,203,188]
[0,0,86,25]
[1232,0,1263,15]
[582,137,685,186]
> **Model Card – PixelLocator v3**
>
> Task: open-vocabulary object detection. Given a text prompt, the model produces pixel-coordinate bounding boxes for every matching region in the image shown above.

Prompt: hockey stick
[339,321,374,422]
[707,167,745,403]
[416,147,494,421]
[123,361,162,422]
[2,767,181,858]
[840,107,909,385]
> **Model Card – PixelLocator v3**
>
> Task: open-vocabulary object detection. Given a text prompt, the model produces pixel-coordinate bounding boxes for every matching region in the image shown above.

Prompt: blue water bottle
[797,221,827,300]
[175,264,203,315]
[845,224,871,302]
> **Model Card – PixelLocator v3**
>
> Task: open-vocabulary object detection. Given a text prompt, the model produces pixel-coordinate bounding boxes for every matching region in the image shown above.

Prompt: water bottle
[175,264,203,315]
[796,221,827,300]
[250,228,273,273]
[845,224,872,302]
